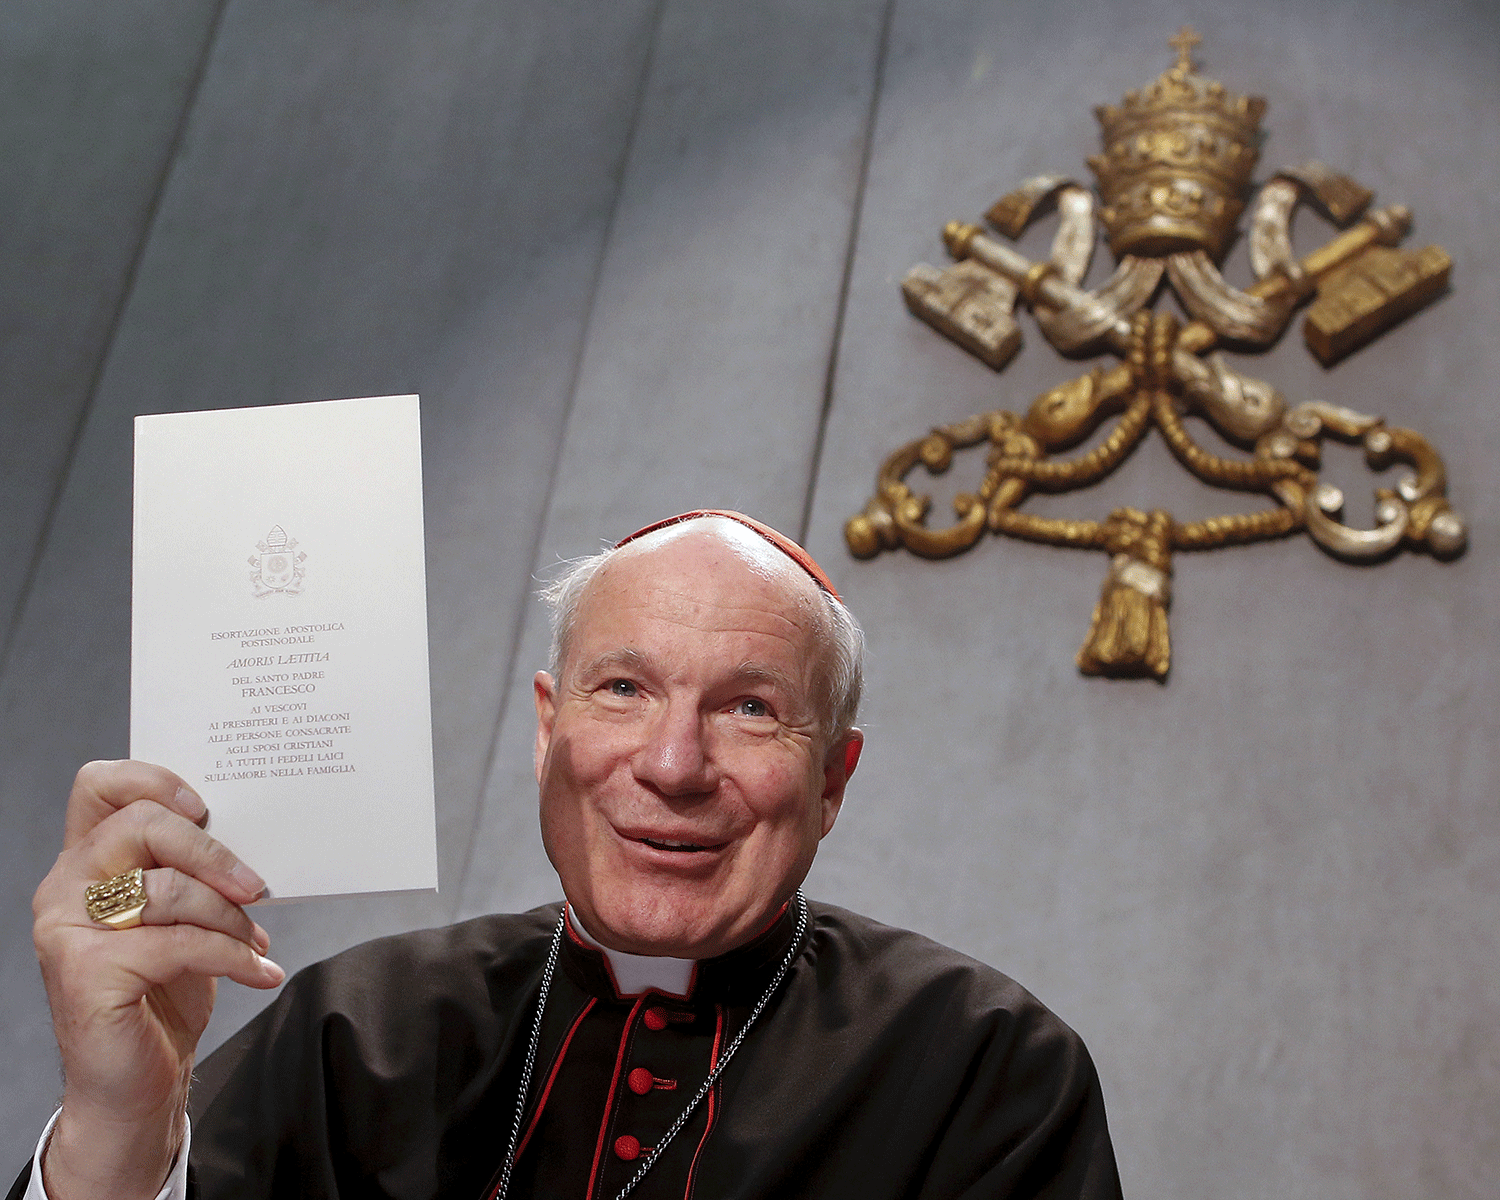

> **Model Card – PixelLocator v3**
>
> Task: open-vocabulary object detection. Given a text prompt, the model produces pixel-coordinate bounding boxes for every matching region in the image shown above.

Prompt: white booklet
[131,395,437,899]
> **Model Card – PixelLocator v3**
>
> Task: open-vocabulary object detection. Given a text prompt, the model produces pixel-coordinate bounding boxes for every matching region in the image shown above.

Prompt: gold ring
[84,867,148,930]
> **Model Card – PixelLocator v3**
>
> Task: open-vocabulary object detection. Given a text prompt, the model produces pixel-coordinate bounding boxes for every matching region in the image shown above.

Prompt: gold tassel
[1077,509,1173,680]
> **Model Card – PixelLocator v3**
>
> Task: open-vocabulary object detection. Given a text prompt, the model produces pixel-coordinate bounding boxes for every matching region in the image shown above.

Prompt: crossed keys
[845,34,1465,680]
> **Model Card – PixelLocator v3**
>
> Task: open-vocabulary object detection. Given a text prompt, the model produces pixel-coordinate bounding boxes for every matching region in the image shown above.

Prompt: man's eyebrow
[575,648,651,678]
[729,662,802,696]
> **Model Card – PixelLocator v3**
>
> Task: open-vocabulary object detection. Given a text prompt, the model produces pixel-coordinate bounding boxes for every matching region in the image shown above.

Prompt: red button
[643,1006,668,1031]
[628,1067,654,1095]
[614,1134,641,1161]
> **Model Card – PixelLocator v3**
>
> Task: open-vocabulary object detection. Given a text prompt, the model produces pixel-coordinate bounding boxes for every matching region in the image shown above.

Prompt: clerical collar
[558,901,801,1005]
[565,906,696,998]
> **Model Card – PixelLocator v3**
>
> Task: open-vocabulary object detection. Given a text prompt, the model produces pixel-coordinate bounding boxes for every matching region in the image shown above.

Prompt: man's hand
[32,760,285,1200]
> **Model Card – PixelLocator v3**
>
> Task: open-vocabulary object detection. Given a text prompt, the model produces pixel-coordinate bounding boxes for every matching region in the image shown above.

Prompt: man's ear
[533,671,558,785]
[818,728,863,838]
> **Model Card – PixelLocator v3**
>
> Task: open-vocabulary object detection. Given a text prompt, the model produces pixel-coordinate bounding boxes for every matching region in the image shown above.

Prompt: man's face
[533,525,859,959]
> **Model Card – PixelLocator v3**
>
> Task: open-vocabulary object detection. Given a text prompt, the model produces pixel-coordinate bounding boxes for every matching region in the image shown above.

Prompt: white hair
[540,532,864,742]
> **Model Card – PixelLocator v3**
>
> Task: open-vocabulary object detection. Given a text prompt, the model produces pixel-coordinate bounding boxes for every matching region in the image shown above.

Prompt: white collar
[567,906,697,999]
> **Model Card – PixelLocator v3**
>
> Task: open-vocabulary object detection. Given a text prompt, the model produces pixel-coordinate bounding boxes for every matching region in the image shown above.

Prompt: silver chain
[492,891,810,1200]
[492,907,566,1200]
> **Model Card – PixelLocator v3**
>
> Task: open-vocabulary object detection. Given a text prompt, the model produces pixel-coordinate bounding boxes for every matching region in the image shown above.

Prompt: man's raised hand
[32,760,284,1200]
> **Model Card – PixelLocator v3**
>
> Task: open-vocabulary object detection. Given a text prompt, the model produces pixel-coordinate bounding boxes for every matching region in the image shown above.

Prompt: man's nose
[632,703,718,797]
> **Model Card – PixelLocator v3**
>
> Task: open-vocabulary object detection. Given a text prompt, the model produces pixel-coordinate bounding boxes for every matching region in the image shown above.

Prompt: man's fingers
[65,760,208,848]
[68,800,265,909]
[60,925,287,997]
[138,868,270,953]
[124,925,285,991]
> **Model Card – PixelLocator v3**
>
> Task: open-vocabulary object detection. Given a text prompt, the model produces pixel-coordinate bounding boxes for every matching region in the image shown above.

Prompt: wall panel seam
[797,0,899,546]
[452,0,672,914]
[0,0,233,681]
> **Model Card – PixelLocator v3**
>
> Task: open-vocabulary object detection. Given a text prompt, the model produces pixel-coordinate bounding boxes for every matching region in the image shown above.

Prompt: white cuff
[27,1109,192,1200]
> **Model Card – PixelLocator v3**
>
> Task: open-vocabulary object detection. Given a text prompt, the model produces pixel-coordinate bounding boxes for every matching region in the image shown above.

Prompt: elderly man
[20,511,1121,1200]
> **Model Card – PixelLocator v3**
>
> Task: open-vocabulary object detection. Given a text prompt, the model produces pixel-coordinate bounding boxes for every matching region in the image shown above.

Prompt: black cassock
[14,901,1123,1200]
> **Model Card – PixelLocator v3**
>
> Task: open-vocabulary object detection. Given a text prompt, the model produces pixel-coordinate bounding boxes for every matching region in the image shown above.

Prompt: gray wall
[3,1,1496,1196]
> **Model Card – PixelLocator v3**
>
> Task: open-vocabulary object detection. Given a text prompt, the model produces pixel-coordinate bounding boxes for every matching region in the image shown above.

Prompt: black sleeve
[185,914,548,1200]
[936,1004,1123,1200]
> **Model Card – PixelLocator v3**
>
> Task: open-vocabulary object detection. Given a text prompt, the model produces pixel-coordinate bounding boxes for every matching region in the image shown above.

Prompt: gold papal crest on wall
[846,29,1464,680]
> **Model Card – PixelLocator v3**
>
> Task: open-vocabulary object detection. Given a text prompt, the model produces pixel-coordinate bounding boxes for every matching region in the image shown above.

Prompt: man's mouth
[637,836,725,854]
